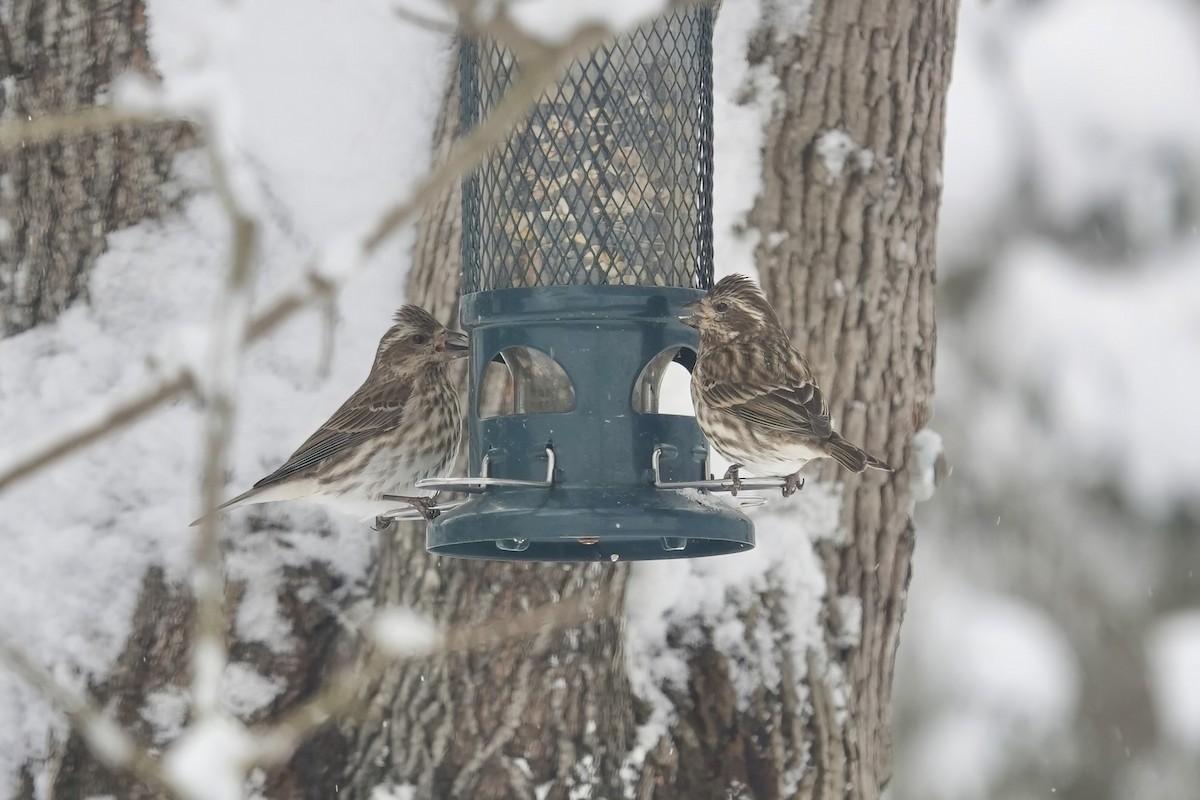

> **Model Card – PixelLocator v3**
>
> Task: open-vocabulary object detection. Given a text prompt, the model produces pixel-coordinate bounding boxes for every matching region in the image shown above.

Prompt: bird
[679,274,891,497]
[192,305,468,526]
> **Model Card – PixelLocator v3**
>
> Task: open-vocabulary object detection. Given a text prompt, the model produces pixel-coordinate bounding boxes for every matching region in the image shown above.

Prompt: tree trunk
[339,1,951,798]
[0,0,190,336]
[22,0,951,797]
[746,1,951,792]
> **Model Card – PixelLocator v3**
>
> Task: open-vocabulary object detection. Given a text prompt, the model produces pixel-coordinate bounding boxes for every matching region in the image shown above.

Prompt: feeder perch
[419,6,757,561]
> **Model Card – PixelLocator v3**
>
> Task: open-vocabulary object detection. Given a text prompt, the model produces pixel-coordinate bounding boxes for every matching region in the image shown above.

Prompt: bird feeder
[418,7,758,561]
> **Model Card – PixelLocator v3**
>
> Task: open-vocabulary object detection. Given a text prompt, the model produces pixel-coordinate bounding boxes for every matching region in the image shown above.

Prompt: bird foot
[406,496,441,521]
[782,473,805,498]
[377,495,441,524]
[723,464,743,497]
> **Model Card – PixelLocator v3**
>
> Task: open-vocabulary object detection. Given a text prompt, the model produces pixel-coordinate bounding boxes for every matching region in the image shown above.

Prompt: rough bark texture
[745,1,951,793]
[0,0,190,336]
[339,1,951,797]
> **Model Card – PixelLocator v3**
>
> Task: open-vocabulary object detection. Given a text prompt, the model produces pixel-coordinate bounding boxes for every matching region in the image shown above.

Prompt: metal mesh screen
[460,8,715,294]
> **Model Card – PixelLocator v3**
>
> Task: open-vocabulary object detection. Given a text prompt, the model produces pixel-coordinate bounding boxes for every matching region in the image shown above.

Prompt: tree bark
[0,0,190,336]
[340,1,951,797]
[745,1,951,792]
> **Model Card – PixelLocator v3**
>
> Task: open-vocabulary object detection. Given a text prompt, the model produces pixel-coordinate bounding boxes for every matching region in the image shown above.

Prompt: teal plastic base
[429,285,756,562]
[427,486,754,562]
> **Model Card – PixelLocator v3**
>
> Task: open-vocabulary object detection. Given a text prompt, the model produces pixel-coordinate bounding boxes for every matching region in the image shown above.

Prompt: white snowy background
[892,0,1200,798]
[0,0,1198,797]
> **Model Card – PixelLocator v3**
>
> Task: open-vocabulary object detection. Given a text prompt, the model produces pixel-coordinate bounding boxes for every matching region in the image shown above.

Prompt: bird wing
[702,377,833,439]
[251,379,409,489]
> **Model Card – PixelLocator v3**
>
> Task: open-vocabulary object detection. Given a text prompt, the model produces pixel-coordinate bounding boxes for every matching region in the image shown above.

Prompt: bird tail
[826,433,893,474]
[188,482,307,527]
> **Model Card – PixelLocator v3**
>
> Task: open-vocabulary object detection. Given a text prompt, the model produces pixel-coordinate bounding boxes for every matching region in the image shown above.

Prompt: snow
[711,0,777,285]
[897,0,1200,782]
[219,662,285,719]
[504,0,669,45]
[935,0,1023,269]
[622,486,840,786]
[762,0,812,40]
[1011,0,1200,237]
[150,0,450,242]
[909,427,943,505]
[979,240,1200,512]
[814,129,858,183]
[372,609,441,658]
[370,784,417,800]
[1147,611,1200,751]
[141,686,191,745]
[911,588,1079,730]
[162,716,255,800]
[896,579,1080,800]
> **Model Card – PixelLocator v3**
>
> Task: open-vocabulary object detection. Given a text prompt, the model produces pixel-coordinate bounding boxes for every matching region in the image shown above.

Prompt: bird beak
[678,299,703,329]
[435,329,470,360]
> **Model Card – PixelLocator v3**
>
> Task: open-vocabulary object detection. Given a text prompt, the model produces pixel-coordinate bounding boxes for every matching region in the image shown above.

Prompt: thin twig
[0,106,179,149]
[191,127,261,720]
[0,369,193,490]
[392,3,458,34]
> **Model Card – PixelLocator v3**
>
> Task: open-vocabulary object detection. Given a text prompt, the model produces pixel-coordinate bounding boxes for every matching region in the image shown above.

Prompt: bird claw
[723,464,743,497]
[782,473,805,498]
[374,496,441,526]
[409,497,441,521]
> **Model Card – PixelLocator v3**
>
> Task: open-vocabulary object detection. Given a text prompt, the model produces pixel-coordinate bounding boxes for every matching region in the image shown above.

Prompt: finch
[680,274,891,496]
[192,305,467,525]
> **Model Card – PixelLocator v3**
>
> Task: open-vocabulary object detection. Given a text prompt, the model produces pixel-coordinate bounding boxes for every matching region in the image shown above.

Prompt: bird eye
[713,301,729,313]
[411,333,429,345]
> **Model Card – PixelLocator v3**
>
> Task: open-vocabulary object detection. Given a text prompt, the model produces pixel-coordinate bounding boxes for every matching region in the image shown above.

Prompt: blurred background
[889,0,1200,798]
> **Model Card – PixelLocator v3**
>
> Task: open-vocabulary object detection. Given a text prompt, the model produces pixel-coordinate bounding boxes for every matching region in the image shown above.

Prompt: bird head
[679,274,783,345]
[375,305,469,375]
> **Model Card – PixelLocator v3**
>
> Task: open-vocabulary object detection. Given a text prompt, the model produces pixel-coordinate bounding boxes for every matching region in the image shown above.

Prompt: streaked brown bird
[680,274,891,496]
[192,305,467,526]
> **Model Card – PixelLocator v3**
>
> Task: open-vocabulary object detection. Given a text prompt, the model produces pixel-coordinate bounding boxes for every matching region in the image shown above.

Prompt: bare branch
[0,369,193,491]
[0,106,181,149]
[392,3,458,34]
[190,128,261,720]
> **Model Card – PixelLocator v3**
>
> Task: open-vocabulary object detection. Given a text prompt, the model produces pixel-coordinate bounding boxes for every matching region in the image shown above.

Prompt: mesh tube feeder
[420,7,756,561]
